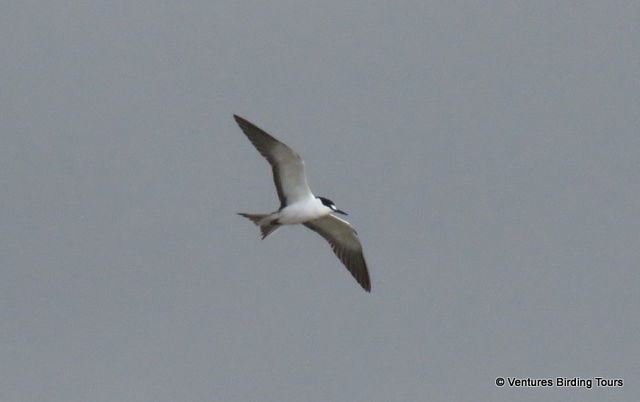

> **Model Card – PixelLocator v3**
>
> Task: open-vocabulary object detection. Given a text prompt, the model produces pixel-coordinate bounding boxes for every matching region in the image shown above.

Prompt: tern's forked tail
[237,213,281,239]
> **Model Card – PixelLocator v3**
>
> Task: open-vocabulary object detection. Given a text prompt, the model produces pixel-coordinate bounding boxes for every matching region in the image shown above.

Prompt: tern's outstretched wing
[304,215,371,292]
[234,115,313,207]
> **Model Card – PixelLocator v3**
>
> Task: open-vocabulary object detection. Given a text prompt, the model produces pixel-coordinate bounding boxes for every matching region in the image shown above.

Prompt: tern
[234,115,371,292]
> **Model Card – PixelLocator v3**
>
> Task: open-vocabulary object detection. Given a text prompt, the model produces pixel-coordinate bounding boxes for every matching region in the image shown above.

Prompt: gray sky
[2,1,639,401]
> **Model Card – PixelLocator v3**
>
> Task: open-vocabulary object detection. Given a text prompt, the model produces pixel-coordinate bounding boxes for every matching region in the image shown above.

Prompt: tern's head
[317,196,348,215]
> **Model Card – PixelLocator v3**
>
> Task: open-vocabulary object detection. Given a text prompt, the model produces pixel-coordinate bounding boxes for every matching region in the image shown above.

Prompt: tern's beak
[334,209,348,215]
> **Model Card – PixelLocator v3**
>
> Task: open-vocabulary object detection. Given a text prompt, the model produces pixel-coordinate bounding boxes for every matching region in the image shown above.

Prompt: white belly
[277,197,330,225]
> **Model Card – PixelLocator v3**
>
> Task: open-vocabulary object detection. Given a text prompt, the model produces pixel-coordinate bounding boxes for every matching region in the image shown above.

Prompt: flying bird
[234,115,371,292]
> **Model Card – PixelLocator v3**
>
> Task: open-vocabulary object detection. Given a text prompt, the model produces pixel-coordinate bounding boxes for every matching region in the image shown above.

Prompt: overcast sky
[2,1,639,401]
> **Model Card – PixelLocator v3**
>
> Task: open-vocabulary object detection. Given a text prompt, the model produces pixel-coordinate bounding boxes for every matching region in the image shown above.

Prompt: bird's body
[276,197,332,225]
[234,115,371,292]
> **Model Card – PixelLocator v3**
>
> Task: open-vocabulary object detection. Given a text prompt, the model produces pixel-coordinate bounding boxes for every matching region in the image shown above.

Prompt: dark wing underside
[234,115,312,208]
[304,215,371,292]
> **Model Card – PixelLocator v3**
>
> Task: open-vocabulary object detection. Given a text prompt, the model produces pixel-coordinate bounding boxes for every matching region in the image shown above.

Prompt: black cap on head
[317,196,348,215]
[317,196,334,207]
